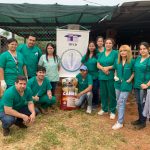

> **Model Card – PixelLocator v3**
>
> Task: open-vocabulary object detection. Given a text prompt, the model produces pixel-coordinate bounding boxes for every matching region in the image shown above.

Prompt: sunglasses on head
[80,69,87,72]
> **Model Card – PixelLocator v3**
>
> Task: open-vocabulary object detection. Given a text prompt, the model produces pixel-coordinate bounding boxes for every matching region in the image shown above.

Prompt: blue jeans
[0,106,38,129]
[134,88,147,123]
[50,82,57,96]
[92,79,100,106]
[116,89,129,124]
[75,92,93,107]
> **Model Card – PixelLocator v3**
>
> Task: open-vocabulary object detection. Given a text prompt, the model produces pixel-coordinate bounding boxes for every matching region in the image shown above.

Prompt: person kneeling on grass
[0,76,36,136]
[75,65,93,114]
[27,65,56,114]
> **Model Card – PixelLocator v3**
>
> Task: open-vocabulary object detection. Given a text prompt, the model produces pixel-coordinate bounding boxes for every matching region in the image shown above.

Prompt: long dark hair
[85,41,97,61]
[45,43,58,62]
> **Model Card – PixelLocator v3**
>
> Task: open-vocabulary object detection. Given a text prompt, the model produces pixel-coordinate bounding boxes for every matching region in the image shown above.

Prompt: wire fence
[0,26,56,53]
[0,27,141,58]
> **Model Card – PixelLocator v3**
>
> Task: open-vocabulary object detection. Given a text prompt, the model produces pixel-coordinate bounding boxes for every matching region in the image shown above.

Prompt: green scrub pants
[100,80,116,114]
[36,95,56,109]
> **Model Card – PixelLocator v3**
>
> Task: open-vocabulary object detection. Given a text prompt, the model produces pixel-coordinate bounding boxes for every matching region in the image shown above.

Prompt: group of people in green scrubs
[0,35,42,89]
[110,42,150,130]
[81,38,150,130]
[0,34,150,136]
[0,35,57,136]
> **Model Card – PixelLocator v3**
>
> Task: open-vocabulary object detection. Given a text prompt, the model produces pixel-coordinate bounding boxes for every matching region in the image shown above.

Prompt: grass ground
[0,94,150,150]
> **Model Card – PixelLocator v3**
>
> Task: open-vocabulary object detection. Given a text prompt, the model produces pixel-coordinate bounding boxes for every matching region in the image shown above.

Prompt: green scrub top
[96,47,106,58]
[114,59,134,92]
[97,50,118,80]
[134,56,150,89]
[76,73,93,92]
[27,76,52,97]
[0,86,33,112]
[38,54,60,82]
[0,98,4,111]
[81,55,98,80]
[0,51,26,86]
[17,44,42,78]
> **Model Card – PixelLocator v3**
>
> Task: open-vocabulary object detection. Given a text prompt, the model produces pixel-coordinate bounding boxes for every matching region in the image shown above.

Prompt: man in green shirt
[0,76,36,136]
[75,65,93,114]
[17,35,42,78]
[27,66,56,114]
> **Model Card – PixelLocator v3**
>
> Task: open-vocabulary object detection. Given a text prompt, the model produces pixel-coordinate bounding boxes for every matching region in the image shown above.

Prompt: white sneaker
[112,122,123,130]
[110,113,116,119]
[86,106,92,114]
[97,109,107,115]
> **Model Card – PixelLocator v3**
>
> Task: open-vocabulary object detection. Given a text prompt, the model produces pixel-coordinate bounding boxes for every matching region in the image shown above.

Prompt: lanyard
[8,51,19,72]
[8,50,18,65]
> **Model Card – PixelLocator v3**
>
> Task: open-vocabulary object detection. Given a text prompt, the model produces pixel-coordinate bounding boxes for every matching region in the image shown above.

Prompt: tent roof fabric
[0,3,116,40]
[0,3,115,21]
[0,1,150,41]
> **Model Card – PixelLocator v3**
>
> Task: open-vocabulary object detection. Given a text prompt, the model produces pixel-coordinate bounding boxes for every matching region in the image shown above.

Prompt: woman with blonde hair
[112,45,134,130]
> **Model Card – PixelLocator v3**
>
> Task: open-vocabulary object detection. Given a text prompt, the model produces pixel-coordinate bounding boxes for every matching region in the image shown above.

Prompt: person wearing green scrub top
[132,42,150,130]
[0,76,36,136]
[97,38,118,119]
[38,43,60,96]
[96,36,106,58]
[0,38,27,89]
[81,41,99,108]
[27,66,56,114]
[75,65,93,114]
[112,45,134,130]
[17,35,42,79]
[96,36,106,105]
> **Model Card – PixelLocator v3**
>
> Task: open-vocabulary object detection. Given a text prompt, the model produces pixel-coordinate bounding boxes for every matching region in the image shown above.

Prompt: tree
[1,30,10,37]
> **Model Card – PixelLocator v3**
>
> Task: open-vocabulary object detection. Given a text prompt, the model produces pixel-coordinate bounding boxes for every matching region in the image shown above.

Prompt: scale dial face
[61,49,82,72]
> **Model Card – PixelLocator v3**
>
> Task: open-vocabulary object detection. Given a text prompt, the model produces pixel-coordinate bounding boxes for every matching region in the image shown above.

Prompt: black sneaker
[134,123,146,130]
[15,121,27,128]
[3,128,10,136]
[131,119,141,125]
